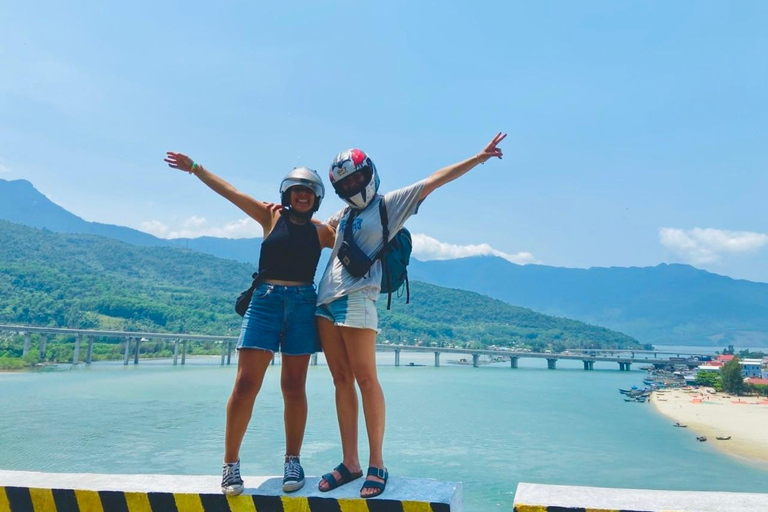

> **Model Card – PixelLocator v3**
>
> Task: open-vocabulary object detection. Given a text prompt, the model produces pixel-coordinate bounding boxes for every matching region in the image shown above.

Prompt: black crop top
[258,214,321,282]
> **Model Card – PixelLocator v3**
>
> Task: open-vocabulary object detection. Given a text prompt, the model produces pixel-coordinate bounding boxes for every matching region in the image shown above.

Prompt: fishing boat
[696,436,707,442]
[673,422,688,428]
[716,436,731,441]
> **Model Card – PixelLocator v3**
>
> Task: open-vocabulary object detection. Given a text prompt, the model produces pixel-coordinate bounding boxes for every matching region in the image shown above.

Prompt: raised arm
[164,152,275,230]
[421,132,506,200]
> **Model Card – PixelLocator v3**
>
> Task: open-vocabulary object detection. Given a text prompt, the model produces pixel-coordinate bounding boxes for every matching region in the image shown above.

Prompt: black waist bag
[235,271,261,316]
[337,209,375,278]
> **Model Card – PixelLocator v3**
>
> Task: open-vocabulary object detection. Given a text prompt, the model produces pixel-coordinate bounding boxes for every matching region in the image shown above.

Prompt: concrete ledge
[513,482,768,512]
[0,470,461,512]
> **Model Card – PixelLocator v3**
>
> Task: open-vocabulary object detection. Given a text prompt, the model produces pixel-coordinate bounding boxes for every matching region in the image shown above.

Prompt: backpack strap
[378,198,393,309]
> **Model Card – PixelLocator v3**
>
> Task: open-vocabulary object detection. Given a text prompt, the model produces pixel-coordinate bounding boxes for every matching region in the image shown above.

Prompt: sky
[2,1,767,282]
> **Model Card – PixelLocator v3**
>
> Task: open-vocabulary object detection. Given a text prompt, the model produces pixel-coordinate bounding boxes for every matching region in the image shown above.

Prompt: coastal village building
[740,358,764,378]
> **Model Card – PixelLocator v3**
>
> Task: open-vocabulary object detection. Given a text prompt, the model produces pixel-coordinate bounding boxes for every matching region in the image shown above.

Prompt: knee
[354,371,380,394]
[281,377,306,400]
[331,367,356,391]
[232,375,260,400]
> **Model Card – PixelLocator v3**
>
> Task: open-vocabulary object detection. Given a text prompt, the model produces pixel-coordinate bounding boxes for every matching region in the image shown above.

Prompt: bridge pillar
[395,349,400,367]
[625,361,631,371]
[311,353,318,366]
[123,337,131,365]
[39,334,47,361]
[220,341,227,365]
[582,360,591,370]
[510,356,518,369]
[181,340,187,365]
[434,351,440,368]
[85,336,94,364]
[547,358,557,370]
[134,337,142,365]
[23,333,30,358]
[472,353,480,368]
[73,334,82,365]
[226,341,233,365]
[173,339,180,365]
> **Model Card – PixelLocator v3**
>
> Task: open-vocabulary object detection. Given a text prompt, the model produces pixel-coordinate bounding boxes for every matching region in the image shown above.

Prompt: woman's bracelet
[475,154,485,165]
[189,162,198,175]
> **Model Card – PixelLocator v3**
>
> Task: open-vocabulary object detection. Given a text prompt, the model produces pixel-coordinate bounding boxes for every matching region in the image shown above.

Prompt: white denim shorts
[315,291,380,332]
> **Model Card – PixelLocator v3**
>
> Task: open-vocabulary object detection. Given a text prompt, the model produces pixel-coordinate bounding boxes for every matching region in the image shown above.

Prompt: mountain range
[3,178,767,346]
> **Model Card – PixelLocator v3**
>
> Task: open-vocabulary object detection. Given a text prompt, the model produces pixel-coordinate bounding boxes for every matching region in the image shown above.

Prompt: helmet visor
[333,166,372,198]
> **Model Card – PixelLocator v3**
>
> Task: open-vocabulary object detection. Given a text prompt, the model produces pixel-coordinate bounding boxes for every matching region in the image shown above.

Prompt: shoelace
[284,458,302,481]
[223,463,242,485]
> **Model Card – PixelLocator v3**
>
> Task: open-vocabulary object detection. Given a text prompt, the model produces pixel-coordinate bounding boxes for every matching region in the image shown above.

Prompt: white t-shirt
[316,179,426,306]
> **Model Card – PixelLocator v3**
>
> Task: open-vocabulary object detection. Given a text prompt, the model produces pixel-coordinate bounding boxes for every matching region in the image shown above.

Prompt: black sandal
[318,462,363,492]
[360,466,388,498]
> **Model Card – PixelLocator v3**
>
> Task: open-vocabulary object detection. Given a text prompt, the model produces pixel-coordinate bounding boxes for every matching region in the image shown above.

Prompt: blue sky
[2,1,767,282]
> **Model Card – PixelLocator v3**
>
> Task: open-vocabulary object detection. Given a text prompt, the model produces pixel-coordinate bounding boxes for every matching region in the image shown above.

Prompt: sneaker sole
[282,479,305,492]
[222,484,244,496]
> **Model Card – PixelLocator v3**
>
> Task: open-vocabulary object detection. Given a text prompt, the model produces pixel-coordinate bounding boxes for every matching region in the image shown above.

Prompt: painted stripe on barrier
[28,489,55,512]
[401,501,430,512]
[173,493,205,512]
[123,492,152,512]
[97,491,128,512]
[146,493,177,512]
[251,495,284,512]
[337,498,369,512]
[198,493,231,512]
[307,496,342,512]
[73,490,103,512]
[51,488,78,512]
[6,487,34,512]
[224,495,256,512]
[280,496,309,512]
[0,488,10,512]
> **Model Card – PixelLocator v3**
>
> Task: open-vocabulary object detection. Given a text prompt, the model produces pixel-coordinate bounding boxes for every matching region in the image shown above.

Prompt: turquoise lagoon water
[1,353,768,511]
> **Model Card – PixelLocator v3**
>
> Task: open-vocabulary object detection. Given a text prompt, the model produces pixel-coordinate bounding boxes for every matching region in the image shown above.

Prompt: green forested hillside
[0,221,642,353]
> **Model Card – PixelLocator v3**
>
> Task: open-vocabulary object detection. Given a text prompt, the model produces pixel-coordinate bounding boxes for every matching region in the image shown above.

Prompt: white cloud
[659,227,768,264]
[0,158,10,174]
[140,217,262,239]
[412,233,538,265]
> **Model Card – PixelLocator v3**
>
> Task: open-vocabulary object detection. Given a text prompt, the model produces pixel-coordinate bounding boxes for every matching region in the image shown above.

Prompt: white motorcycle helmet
[279,167,325,216]
[328,148,380,210]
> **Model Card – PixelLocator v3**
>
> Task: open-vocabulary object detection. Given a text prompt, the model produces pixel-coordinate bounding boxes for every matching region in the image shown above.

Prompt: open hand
[164,152,196,173]
[476,132,507,164]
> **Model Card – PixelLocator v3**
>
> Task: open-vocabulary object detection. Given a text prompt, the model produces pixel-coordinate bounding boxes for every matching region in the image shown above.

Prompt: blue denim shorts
[238,283,321,355]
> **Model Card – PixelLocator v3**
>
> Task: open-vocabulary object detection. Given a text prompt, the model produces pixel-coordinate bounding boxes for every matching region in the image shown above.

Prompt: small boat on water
[716,436,732,441]
[673,422,688,428]
[696,436,707,442]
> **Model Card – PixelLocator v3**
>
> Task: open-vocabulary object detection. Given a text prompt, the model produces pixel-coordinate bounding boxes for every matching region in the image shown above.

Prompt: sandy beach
[651,388,768,466]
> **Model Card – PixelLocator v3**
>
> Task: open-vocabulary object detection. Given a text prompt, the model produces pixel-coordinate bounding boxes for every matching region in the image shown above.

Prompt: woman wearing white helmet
[315,133,506,498]
[164,152,335,496]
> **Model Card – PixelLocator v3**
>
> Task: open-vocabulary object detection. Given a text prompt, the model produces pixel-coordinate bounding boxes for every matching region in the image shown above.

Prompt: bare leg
[281,354,311,457]
[317,317,362,490]
[339,326,386,497]
[224,349,274,463]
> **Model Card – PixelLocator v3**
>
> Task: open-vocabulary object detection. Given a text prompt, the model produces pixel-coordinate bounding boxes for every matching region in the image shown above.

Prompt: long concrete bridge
[0,324,711,371]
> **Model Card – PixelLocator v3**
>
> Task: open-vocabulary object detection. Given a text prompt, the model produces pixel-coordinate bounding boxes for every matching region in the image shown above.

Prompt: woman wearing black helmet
[164,152,335,496]
[315,133,506,498]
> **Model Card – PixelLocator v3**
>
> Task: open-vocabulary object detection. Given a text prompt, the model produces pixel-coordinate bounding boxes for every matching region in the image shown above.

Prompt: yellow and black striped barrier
[513,482,768,512]
[0,471,460,512]
[0,486,452,512]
